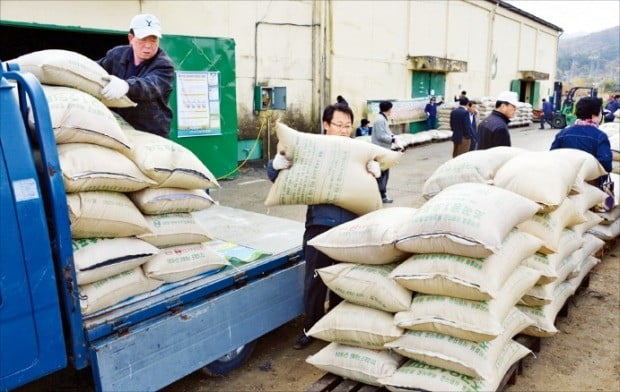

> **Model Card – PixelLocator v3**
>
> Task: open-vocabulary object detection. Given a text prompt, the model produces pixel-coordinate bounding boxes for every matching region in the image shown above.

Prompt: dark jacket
[450,106,471,143]
[542,101,553,116]
[550,124,612,173]
[424,101,443,118]
[476,110,511,150]
[267,160,358,228]
[98,45,174,138]
[355,126,372,137]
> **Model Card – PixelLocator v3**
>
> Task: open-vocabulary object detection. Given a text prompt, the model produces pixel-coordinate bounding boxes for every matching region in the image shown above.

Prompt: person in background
[371,101,403,203]
[356,119,372,137]
[424,96,443,130]
[267,101,381,350]
[550,96,612,187]
[467,100,478,151]
[540,98,554,129]
[476,91,518,150]
[449,96,472,157]
[454,90,467,102]
[603,94,620,123]
[98,13,174,138]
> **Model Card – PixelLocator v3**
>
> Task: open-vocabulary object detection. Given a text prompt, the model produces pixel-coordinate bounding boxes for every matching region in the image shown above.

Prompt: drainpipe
[485,0,500,96]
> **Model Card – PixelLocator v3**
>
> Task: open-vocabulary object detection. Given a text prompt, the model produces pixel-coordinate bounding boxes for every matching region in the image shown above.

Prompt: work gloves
[101,75,129,100]
[272,151,292,170]
[366,160,381,178]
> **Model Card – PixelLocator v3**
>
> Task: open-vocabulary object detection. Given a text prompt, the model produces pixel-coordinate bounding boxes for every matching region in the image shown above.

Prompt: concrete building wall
[1,0,560,134]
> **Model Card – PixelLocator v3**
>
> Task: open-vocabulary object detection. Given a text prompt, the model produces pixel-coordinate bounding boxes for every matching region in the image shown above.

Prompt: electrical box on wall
[254,86,286,111]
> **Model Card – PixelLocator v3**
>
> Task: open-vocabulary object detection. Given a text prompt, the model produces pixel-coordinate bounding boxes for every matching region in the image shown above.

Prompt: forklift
[550,81,598,128]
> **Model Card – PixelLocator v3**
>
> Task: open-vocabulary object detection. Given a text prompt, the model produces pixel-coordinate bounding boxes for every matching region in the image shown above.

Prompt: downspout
[485,0,499,95]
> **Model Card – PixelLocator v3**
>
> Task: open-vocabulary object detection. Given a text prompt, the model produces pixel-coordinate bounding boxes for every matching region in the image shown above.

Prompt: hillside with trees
[557,26,619,93]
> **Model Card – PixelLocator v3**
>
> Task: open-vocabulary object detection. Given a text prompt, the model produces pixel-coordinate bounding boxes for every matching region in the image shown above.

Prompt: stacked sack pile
[509,102,533,127]
[12,49,229,316]
[303,146,612,391]
[588,122,620,240]
[436,102,457,133]
[475,97,495,123]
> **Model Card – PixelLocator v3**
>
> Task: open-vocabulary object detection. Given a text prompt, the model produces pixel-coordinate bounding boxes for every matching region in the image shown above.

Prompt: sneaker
[382,197,394,203]
[293,334,314,350]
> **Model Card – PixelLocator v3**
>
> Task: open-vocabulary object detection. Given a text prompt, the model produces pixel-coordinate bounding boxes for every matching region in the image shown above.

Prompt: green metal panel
[532,81,541,108]
[411,72,431,98]
[160,37,238,179]
[510,79,521,97]
[409,122,426,134]
[237,139,262,162]
[429,73,445,98]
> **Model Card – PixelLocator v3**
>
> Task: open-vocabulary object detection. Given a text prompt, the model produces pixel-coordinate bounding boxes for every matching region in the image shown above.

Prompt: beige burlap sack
[422,146,525,199]
[306,343,403,387]
[379,341,531,392]
[549,148,608,185]
[79,267,163,315]
[396,183,540,258]
[307,302,403,349]
[129,188,215,215]
[58,143,155,192]
[137,213,212,248]
[520,228,583,285]
[67,191,151,238]
[264,123,402,215]
[317,263,412,312]
[519,256,598,337]
[72,237,159,285]
[385,307,532,380]
[571,210,603,236]
[124,129,219,189]
[494,151,585,211]
[517,198,586,254]
[12,49,135,108]
[391,230,543,301]
[142,243,229,283]
[566,233,605,280]
[520,251,582,306]
[308,207,417,264]
[37,86,131,152]
[394,266,540,342]
[588,221,620,240]
[568,183,608,214]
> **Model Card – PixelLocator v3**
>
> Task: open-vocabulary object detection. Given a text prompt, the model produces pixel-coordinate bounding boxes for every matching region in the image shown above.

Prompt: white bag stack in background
[436,102,457,131]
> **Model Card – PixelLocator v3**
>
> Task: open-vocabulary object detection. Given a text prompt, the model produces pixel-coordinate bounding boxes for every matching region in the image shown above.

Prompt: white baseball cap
[130,14,162,39]
[496,91,519,107]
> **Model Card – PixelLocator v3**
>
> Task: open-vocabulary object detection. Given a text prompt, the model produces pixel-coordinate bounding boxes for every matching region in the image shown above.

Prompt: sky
[506,0,620,36]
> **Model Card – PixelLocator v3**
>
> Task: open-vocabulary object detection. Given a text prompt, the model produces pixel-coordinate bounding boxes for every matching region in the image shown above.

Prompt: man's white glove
[272,151,292,170]
[393,138,405,152]
[366,160,381,178]
[101,75,129,100]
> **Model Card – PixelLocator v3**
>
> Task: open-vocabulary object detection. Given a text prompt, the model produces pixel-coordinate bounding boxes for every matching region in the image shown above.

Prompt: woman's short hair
[575,96,603,120]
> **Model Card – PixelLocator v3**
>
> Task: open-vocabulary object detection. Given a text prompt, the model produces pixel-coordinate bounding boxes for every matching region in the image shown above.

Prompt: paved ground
[17,125,619,392]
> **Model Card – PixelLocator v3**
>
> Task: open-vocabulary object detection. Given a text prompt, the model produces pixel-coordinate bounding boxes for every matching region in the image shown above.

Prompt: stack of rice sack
[436,102,457,133]
[475,97,495,123]
[14,49,227,315]
[508,102,533,127]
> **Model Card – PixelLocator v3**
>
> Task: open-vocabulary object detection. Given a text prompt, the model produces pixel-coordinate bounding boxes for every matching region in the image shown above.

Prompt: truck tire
[201,341,257,376]
[551,114,566,129]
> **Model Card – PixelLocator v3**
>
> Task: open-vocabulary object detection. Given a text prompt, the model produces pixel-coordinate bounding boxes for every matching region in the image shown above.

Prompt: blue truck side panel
[89,262,304,391]
[0,74,67,390]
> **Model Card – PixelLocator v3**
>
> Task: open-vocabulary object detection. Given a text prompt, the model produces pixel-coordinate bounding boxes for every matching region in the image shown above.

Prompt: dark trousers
[540,114,552,129]
[377,169,390,199]
[302,225,343,331]
[426,116,437,130]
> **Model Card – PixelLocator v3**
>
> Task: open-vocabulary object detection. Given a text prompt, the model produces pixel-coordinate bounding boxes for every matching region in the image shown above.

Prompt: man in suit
[450,97,472,157]
[467,100,478,151]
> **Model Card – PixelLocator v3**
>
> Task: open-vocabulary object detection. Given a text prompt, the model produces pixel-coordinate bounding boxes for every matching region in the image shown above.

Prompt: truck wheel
[551,115,566,129]
[201,341,257,376]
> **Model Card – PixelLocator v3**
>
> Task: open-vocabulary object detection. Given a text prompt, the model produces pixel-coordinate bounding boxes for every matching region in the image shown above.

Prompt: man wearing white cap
[476,91,518,150]
[98,13,174,137]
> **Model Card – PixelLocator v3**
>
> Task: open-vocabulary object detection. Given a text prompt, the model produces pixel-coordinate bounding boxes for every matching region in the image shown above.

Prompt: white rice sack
[520,251,582,306]
[517,198,586,253]
[58,143,155,192]
[391,230,543,301]
[385,307,532,380]
[597,206,620,225]
[306,343,402,387]
[317,263,412,313]
[125,129,219,189]
[422,146,525,199]
[379,341,530,392]
[307,302,403,349]
[129,188,215,215]
[549,149,607,192]
[519,257,598,337]
[568,183,608,214]
[12,49,135,108]
[571,210,603,236]
[396,183,540,258]
[393,266,540,342]
[79,267,163,315]
[494,151,585,211]
[599,122,619,137]
[137,213,212,248]
[142,243,229,283]
[608,133,619,161]
[264,123,402,216]
[307,207,417,264]
[588,222,620,240]
[67,191,151,238]
[37,86,131,152]
[566,234,605,280]
[73,237,159,285]
[568,252,602,281]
